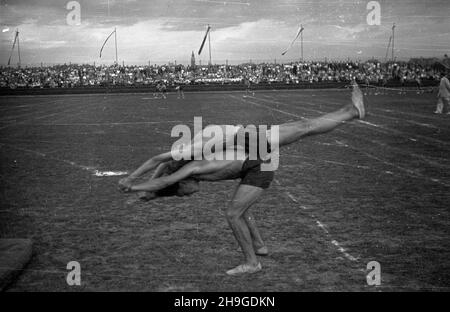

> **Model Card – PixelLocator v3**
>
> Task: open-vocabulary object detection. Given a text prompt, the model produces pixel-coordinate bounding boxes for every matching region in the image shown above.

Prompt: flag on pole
[7,30,19,65]
[99,29,116,58]
[281,25,304,56]
[384,36,392,62]
[198,25,211,55]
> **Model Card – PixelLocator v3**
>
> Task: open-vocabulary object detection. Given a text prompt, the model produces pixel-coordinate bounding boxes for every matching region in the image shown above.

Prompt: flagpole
[385,36,391,63]
[208,24,212,66]
[8,31,16,66]
[391,23,395,62]
[114,27,118,65]
[300,24,303,62]
[17,29,21,67]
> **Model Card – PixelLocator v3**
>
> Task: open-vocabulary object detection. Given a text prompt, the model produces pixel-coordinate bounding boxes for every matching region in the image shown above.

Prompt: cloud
[0,18,296,63]
[0,0,449,64]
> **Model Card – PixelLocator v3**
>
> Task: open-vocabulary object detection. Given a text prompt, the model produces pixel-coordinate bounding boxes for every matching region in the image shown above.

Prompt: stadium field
[0,89,449,291]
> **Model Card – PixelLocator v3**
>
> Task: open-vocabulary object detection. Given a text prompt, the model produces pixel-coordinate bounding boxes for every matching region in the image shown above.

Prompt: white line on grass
[273,179,359,262]
[0,143,128,177]
[93,170,128,176]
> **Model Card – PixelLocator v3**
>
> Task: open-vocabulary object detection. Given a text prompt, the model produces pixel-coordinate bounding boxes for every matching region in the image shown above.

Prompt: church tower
[190,51,196,69]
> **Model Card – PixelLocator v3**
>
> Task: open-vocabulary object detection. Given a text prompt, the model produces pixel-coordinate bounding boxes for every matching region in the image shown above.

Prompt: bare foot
[255,246,269,256]
[226,262,262,276]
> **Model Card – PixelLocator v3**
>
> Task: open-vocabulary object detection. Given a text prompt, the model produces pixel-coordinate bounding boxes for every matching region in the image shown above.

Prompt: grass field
[0,88,449,291]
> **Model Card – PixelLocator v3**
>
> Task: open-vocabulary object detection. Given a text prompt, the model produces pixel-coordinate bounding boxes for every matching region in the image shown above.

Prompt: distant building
[191,51,196,69]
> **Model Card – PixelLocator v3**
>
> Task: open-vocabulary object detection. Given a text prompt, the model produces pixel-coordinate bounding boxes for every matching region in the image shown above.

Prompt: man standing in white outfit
[435,72,450,114]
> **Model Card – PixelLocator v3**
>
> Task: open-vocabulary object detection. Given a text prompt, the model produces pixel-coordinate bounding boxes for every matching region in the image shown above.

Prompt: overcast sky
[0,0,449,65]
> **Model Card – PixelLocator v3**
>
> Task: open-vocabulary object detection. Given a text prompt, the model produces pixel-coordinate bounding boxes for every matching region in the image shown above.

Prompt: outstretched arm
[118,152,173,192]
[121,128,209,184]
[151,161,170,179]
[127,161,199,193]
[126,151,173,181]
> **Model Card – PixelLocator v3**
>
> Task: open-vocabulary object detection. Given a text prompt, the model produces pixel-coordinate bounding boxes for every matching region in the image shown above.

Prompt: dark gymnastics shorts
[237,126,275,189]
[239,158,275,189]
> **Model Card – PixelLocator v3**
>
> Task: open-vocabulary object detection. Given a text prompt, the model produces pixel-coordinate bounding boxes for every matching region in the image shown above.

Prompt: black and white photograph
[0,0,449,296]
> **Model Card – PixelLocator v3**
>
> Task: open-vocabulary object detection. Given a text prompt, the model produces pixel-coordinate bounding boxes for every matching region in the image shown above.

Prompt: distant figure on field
[176,85,185,99]
[435,72,450,114]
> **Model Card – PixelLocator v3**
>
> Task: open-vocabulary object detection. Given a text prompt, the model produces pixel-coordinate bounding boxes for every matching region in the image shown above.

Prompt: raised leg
[272,84,364,147]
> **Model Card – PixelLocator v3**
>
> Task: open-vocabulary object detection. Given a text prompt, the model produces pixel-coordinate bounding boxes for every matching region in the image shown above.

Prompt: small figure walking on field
[435,72,450,114]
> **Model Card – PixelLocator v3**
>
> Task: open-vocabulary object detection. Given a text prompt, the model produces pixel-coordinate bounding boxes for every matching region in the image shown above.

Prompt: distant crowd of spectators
[0,59,446,89]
